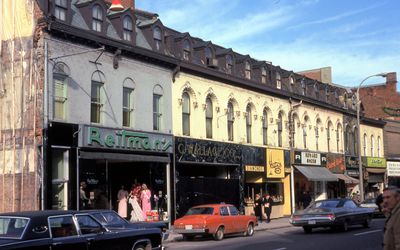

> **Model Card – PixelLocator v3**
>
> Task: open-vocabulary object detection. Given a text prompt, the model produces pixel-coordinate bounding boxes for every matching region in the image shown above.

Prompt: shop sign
[245,165,265,172]
[81,126,173,153]
[266,149,284,178]
[346,169,359,177]
[175,137,242,164]
[326,154,345,174]
[387,161,400,176]
[345,156,359,169]
[294,151,327,166]
[362,157,386,168]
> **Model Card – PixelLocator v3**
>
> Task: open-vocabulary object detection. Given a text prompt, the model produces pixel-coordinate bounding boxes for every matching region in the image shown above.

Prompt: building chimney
[386,72,397,92]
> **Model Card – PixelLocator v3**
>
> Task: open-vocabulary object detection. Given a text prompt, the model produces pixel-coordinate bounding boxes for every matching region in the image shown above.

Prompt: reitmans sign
[80,125,173,153]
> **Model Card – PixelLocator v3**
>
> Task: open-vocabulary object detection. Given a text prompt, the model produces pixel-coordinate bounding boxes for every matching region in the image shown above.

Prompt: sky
[135,0,400,89]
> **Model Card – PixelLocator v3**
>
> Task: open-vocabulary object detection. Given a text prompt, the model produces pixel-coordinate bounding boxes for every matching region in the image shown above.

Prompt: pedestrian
[303,191,312,209]
[253,194,263,222]
[117,185,128,219]
[382,186,400,250]
[79,181,90,210]
[262,193,274,223]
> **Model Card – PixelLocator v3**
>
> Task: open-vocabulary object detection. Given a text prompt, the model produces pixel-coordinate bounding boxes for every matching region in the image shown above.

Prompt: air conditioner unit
[207,58,219,68]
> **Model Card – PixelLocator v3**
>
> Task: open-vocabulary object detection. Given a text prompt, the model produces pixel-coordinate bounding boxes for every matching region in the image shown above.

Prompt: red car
[173,204,257,241]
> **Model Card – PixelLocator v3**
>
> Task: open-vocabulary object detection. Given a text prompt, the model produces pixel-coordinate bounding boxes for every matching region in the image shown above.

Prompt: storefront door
[51,148,70,210]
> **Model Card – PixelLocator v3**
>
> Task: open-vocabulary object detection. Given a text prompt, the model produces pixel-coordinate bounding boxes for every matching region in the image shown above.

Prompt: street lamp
[356,73,387,202]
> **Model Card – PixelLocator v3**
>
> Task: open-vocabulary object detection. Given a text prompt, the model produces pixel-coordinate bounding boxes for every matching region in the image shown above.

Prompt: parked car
[173,204,257,241]
[289,198,374,233]
[0,210,162,250]
[85,210,169,240]
[360,198,384,217]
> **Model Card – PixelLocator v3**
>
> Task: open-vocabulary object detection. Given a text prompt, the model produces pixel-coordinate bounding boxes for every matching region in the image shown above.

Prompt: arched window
[182,92,190,136]
[153,26,162,50]
[183,40,190,61]
[91,71,105,123]
[363,133,367,156]
[92,5,103,32]
[122,78,135,127]
[123,16,133,41]
[227,102,234,141]
[205,97,213,138]
[153,85,163,131]
[353,127,358,155]
[278,112,283,147]
[344,125,350,153]
[262,109,268,145]
[55,0,68,21]
[261,67,267,84]
[377,136,381,157]
[246,105,252,143]
[276,72,281,89]
[245,61,251,79]
[53,63,70,120]
[327,123,331,152]
[226,55,233,74]
[315,120,321,151]
[336,124,342,152]
[371,135,375,157]
[303,117,309,149]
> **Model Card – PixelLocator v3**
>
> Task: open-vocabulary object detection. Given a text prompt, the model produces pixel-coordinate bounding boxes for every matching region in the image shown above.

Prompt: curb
[164,221,293,243]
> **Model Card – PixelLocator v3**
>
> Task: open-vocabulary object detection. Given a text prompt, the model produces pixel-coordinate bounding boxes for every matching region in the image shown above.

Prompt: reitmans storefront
[46,123,173,222]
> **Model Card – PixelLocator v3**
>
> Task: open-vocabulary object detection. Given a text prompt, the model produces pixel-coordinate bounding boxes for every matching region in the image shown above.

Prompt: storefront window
[266,182,284,204]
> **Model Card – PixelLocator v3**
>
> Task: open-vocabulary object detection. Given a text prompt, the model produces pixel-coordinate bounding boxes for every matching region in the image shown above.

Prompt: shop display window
[266,182,284,205]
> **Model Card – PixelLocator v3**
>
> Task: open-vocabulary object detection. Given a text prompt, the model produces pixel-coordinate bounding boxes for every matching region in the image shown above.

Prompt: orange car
[173,204,257,241]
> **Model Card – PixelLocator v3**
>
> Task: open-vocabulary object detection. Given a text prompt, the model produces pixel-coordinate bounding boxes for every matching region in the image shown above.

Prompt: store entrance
[79,159,168,220]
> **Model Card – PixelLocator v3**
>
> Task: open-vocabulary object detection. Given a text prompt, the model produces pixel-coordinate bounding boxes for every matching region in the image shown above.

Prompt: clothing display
[141,189,151,220]
[129,195,144,222]
[117,189,128,218]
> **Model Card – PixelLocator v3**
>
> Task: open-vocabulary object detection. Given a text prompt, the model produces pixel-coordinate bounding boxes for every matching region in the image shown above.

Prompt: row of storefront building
[0,0,399,225]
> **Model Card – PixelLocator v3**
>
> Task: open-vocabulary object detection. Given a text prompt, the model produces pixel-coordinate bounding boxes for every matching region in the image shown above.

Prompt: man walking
[382,186,400,250]
[262,193,273,223]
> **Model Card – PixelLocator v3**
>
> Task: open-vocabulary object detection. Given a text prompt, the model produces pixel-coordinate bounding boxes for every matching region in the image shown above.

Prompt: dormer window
[153,26,162,50]
[226,55,233,74]
[245,61,251,80]
[183,39,190,61]
[290,76,294,85]
[205,47,212,65]
[301,78,306,95]
[314,83,319,99]
[325,86,330,101]
[92,4,103,32]
[123,16,133,41]
[276,72,281,89]
[55,0,68,21]
[335,90,339,103]
[261,67,267,84]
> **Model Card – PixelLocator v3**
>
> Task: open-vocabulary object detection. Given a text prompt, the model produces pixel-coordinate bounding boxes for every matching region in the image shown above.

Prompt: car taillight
[327,214,335,220]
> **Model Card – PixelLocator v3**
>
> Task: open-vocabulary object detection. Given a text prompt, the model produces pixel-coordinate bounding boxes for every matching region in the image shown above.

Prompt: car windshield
[186,207,214,215]
[0,217,29,238]
[92,212,127,226]
[310,200,340,208]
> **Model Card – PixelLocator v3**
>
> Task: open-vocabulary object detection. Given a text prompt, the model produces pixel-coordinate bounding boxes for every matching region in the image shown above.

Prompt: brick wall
[359,72,400,121]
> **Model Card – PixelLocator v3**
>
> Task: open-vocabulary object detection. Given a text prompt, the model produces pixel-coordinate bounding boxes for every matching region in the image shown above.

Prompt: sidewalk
[164,217,292,242]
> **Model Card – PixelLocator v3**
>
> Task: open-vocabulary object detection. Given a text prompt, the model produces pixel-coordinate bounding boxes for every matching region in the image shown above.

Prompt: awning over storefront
[294,165,338,182]
[334,174,359,184]
[366,168,386,174]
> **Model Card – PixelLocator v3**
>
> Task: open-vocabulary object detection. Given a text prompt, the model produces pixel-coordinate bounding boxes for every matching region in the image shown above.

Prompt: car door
[75,214,131,250]
[49,215,87,250]
[343,200,359,224]
[219,206,233,234]
[228,206,242,233]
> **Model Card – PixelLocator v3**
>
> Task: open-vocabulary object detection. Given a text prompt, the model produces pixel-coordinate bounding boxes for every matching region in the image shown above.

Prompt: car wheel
[213,226,224,241]
[244,223,254,237]
[363,217,371,228]
[303,226,312,234]
[133,244,146,250]
[341,221,349,232]
[183,235,195,241]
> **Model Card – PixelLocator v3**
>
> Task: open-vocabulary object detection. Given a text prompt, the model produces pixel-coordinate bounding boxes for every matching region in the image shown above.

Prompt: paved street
[164,218,385,250]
